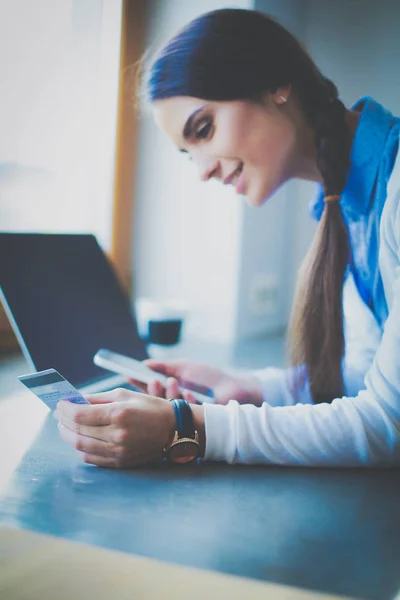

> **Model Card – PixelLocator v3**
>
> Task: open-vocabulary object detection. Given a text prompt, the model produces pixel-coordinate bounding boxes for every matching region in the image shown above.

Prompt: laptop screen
[0,233,148,388]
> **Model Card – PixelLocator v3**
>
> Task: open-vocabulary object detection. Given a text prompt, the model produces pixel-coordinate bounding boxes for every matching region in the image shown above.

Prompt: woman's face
[152,92,301,207]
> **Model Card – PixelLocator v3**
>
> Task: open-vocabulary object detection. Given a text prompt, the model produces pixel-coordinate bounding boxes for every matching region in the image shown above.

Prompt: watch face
[169,440,200,464]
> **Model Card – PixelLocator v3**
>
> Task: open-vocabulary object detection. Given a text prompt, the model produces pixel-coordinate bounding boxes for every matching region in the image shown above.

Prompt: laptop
[0,232,148,394]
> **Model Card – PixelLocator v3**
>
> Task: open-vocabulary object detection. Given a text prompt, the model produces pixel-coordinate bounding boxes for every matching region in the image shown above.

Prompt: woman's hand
[129,359,264,406]
[54,389,177,468]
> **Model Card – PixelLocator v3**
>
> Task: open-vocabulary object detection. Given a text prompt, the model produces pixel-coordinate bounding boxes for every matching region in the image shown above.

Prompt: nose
[198,158,221,182]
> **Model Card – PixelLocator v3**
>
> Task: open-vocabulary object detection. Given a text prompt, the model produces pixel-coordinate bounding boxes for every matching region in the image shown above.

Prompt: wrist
[164,399,203,463]
[243,375,264,406]
[164,400,177,448]
[189,404,206,458]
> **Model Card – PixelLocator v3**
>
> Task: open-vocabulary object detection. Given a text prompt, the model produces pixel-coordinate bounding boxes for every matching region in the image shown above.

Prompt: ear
[272,85,292,105]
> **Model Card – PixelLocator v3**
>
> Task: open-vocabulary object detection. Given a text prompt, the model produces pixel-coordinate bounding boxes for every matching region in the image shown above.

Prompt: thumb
[126,378,147,392]
[144,359,183,378]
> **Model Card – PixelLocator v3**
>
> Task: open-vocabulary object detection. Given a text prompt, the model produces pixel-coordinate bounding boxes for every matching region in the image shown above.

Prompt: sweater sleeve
[203,194,400,467]
[251,271,382,407]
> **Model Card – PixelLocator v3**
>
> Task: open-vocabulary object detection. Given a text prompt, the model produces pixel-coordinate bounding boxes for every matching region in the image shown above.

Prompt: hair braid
[289,78,352,403]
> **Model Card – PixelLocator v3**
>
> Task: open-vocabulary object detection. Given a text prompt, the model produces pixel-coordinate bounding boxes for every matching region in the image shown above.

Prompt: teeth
[231,164,243,185]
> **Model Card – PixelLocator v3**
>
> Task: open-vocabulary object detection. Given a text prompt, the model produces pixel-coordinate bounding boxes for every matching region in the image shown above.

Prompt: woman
[56,8,400,467]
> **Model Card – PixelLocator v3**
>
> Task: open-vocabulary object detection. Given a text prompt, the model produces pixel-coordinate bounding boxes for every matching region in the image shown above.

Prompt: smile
[224,163,245,194]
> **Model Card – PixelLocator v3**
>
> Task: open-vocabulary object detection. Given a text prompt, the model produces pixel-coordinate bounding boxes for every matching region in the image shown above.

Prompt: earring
[278,95,287,103]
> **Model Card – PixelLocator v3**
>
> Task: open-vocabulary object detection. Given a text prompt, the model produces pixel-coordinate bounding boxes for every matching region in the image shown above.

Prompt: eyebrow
[179,106,206,152]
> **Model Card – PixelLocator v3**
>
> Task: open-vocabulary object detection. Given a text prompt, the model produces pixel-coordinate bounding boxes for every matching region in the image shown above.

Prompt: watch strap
[170,399,196,439]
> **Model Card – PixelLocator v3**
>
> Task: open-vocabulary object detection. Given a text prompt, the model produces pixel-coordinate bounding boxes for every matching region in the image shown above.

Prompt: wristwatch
[164,399,200,463]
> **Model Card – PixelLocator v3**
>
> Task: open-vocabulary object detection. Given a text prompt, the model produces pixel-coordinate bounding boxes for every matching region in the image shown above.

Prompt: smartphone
[18,368,90,410]
[93,348,215,404]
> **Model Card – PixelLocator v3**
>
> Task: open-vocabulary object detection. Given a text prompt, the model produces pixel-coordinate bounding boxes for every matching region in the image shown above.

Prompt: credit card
[18,368,90,410]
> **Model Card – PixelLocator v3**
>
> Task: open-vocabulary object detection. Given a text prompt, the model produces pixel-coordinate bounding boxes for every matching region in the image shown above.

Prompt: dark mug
[147,318,183,346]
[135,298,186,346]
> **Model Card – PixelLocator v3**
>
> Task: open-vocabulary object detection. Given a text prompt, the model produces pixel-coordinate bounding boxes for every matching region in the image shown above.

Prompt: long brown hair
[146,8,351,403]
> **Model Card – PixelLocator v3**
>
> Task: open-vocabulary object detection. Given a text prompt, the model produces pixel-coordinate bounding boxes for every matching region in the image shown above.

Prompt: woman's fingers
[144,359,185,377]
[147,376,181,399]
[182,390,197,404]
[58,423,114,457]
[57,400,112,426]
[126,378,148,392]
[55,413,108,441]
[148,378,166,398]
[166,377,180,399]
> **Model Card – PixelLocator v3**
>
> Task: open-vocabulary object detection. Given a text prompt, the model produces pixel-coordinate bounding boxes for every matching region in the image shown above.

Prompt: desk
[1,343,400,600]
[0,526,352,600]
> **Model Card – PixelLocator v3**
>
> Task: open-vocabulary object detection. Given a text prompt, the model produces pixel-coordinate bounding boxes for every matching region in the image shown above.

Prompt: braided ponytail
[289,79,352,403]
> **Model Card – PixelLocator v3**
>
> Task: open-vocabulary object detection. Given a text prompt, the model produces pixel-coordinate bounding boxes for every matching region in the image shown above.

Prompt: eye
[195,118,213,140]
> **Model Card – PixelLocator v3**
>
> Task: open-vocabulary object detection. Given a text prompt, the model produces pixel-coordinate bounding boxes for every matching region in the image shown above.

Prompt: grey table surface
[1,340,400,600]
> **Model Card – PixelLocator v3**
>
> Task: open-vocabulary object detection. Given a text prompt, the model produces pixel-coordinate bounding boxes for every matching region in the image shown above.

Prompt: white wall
[305,0,400,113]
[0,0,122,250]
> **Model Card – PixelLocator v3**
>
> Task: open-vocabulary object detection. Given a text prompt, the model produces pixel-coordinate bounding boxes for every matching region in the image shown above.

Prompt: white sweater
[203,144,400,466]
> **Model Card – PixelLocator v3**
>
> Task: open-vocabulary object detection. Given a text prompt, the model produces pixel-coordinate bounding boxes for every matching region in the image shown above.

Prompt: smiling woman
[147,8,352,404]
[56,7,400,468]
[153,95,297,203]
